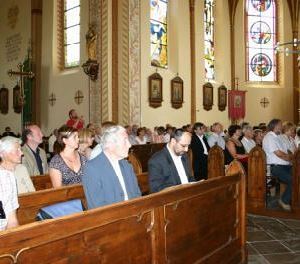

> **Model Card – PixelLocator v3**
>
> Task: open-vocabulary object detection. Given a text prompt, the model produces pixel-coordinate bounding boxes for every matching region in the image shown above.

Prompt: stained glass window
[64,0,80,68]
[150,0,168,68]
[204,0,215,81]
[246,0,277,82]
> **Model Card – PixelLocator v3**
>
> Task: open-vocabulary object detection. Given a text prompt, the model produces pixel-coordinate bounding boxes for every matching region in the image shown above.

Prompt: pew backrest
[128,153,143,174]
[247,146,266,211]
[17,184,85,225]
[1,174,246,264]
[208,145,225,178]
[292,148,300,210]
[30,174,53,190]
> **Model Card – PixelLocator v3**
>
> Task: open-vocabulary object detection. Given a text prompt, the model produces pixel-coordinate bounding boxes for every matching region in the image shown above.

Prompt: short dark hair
[193,122,204,131]
[170,128,185,141]
[267,119,281,132]
[21,127,32,145]
[228,124,241,137]
[68,109,75,118]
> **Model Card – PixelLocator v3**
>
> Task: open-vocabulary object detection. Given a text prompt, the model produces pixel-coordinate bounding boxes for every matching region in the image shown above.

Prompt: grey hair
[0,136,21,156]
[242,125,253,133]
[100,125,125,150]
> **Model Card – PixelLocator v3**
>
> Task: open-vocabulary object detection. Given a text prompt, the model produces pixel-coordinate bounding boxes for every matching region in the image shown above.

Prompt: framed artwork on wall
[171,76,183,109]
[13,84,22,114]
[149,72,163,108]
[203,82,213,111]
[0,87,9,114]
[218,85,227,111]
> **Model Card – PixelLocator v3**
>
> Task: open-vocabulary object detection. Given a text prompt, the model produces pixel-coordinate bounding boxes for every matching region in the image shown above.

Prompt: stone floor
[247,214,300,263]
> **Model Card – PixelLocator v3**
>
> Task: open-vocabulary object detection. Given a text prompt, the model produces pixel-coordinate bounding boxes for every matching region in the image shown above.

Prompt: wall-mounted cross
[49,93,56,106]
[74,90,84,105]
[260,97,269,108]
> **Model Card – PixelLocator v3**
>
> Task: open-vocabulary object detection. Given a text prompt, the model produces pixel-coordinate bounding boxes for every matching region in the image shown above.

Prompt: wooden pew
[30,174,52,190]
[129,143,165,172]
[247,146,300,218]
[17,184,85,225]
[128,152,143,174]
[1,173,246,263]
[208,145,225,178]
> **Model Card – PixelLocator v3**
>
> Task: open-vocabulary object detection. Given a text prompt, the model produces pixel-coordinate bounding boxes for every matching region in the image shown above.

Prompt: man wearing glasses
[148,129,194,193]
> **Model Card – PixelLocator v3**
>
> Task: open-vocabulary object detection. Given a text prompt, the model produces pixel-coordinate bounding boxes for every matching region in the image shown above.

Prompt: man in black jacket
[148,129,194,193]
[190,122,210,181]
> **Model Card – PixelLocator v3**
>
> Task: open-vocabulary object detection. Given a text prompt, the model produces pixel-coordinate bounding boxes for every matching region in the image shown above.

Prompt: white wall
[0,0,31,134]
[40,0,90,135]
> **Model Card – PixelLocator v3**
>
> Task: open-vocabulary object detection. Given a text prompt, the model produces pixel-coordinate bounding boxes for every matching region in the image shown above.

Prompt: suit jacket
[190,133,210,180]
[21,144,48,176]
[148,146,194,193]
[82,152,141,209]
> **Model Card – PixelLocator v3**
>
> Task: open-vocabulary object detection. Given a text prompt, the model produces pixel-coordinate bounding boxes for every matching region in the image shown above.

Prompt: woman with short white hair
[0,136,22,231]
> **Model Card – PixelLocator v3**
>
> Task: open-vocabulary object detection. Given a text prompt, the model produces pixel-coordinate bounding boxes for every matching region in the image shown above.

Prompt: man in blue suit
[148,129,194,193]
[82,125,141,209]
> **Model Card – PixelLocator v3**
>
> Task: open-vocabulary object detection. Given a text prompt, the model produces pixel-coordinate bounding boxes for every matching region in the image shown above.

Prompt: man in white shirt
[82,125,141,209]
[148,129,195,193]
[207,122,226,149]
[241,125,256,153]
[263,119,293,211]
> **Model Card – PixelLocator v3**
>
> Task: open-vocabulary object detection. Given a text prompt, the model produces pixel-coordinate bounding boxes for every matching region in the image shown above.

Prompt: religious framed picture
[0,87,9,114]
[203,82,213,111]
[218,85,227,111]
[149,72,163,108]
[171,76,184,109]
[13,84,22,114]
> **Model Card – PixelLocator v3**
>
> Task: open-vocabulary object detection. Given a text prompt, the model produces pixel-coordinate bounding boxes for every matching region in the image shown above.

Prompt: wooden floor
[247,214,300,263]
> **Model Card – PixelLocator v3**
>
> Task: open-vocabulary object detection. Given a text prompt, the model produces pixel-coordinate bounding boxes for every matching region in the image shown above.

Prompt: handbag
[37,199,84,220]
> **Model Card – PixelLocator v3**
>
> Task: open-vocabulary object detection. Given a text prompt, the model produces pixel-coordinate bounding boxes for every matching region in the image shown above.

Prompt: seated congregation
[0,110,299,262]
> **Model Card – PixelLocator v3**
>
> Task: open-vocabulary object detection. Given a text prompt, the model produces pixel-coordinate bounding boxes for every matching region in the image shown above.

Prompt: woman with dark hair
[224,125,248,167]
[49,125,87,188]
[135,127,147,145]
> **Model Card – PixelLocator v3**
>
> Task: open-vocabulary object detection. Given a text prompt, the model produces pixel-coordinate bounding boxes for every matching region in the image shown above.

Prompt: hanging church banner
[228,90,246,120]
[149,72,163,108]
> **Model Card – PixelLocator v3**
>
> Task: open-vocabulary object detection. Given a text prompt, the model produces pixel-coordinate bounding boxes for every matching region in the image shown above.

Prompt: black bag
[0,201,5,219]
[37,199,84,220]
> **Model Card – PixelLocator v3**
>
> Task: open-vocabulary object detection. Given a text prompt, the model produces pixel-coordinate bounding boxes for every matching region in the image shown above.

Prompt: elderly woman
[135,127,147,145]
[78,128,94,159]
[224,125,248,167]
[49,125,87,188]
[241,125,256,153]
[0,136,22,231]
[279,121,296,154]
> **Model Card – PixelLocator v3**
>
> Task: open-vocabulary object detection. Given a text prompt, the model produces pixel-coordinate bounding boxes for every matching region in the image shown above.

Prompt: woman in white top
[135,127,147,145]
[279,121,296,154]
[0,136,22,231]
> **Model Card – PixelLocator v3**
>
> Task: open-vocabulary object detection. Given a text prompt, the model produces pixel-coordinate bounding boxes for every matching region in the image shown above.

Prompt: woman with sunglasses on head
[49,125,87,188]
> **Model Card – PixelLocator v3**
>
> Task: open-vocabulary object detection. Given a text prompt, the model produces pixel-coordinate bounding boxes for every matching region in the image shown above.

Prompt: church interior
[1,0,300,263]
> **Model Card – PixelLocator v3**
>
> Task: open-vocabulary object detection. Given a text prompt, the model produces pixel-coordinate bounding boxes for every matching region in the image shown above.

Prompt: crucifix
[74,90,84,105]
[260,97,269,108]
[8,63,35,128]
[49,93,56,106]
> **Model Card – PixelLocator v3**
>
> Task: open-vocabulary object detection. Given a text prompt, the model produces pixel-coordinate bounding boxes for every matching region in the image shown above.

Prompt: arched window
[150,0,168,68]
[59,0,81,69]
[246,0,277,82]
[204,0,215,81]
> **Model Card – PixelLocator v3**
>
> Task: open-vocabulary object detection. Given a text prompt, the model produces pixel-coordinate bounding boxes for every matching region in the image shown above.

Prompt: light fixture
[274,38,300,56]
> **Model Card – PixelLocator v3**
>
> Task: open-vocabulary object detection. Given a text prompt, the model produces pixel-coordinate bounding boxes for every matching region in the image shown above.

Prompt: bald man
[21,125,48,176]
